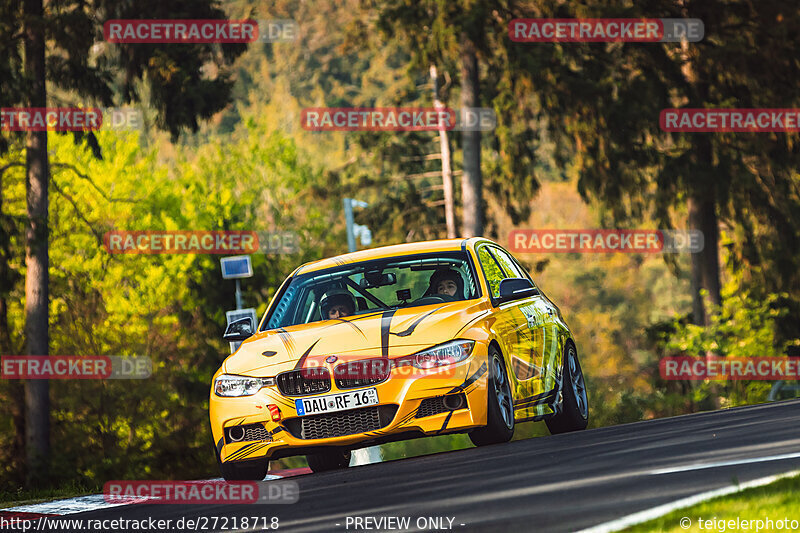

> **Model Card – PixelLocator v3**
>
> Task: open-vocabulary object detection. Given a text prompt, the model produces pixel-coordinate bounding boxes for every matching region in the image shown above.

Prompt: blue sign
[220,255,253,279]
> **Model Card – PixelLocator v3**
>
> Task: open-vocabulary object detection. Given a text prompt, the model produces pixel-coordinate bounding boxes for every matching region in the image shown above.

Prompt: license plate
[295,388,379,416]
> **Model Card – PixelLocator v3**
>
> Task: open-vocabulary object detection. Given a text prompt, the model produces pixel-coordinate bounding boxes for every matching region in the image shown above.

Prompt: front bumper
[210,347,490,464]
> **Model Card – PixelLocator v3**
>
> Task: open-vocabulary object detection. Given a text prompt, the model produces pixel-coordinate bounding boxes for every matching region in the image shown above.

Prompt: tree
[22,0,50,489]
[365,0,546,238]
[459,35,482,237]
[512,0,800,327]
[2,0,247,487]
[430,64,456,238]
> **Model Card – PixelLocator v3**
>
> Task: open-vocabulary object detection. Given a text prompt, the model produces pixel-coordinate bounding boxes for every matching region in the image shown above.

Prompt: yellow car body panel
[209,238,575,465]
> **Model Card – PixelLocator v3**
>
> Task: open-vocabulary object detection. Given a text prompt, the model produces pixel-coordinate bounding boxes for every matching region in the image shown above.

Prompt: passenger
[428,269,465,300]
[319,288,356,319]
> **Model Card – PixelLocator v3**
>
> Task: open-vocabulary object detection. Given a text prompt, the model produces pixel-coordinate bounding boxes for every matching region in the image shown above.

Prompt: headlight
[394,340,475,370]
[214,374,275,397]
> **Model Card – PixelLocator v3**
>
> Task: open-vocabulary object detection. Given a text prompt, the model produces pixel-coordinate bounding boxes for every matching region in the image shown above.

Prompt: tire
[469,347,515,446]
[546,342,589,434]
[306,449,351,473]
[217,449,269,481]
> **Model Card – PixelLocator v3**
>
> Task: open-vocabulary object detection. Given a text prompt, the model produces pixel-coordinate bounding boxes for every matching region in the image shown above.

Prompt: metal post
[344,198,356,253]
[342,197,379,464]
[235,279,242,310]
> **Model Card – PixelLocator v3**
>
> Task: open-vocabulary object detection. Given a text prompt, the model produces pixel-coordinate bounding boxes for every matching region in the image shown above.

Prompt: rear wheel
[306,449,351,473]
[546,342,589,434]
[469,348,515,446]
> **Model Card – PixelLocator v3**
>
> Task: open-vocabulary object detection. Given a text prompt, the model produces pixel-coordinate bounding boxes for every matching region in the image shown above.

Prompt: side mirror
[497,278,539,304]
[223,317,254,342]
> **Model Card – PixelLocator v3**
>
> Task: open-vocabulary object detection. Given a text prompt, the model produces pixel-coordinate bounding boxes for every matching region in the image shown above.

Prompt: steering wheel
[411,295,450,306]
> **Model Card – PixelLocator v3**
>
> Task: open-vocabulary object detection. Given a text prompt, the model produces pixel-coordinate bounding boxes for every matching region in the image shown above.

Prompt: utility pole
[234,280,243,311]
[430,64,456,239]
[341,198,380,466]
[344,198,356,253]
[344,198,370,252]
[220,256,255,354]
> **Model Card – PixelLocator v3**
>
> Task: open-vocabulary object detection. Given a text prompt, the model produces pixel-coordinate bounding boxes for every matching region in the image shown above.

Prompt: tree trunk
[678,33,721,327]
[459,36,483,237]
[688,183,723,410]
[24,0,50,488]
[430,64,456,238]
[687,145,722,327]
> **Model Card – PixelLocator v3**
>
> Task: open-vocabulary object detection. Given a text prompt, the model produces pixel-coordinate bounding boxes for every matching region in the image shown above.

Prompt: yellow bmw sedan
[210,238,588,479]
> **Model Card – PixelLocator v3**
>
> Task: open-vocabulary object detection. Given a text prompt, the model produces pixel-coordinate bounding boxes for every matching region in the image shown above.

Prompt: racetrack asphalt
[62,399,800,532]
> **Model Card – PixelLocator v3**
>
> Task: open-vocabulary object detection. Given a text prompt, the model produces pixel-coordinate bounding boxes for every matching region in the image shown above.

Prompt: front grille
[243,425,271,441]
[284,405,399,440]
[277,369,331,396]
[334,359,391,389]
[415,393,467,418]
[416,397,450,418]
[225,423,272,444]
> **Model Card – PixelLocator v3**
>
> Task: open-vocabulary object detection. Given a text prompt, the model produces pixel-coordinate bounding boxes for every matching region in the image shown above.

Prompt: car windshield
[262,251,480,330]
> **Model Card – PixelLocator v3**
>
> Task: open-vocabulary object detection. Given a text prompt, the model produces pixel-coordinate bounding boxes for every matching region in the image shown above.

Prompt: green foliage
[659,283,794,407]
[665,291,787,360]
[0,117,340,490]
[526,0,800,297]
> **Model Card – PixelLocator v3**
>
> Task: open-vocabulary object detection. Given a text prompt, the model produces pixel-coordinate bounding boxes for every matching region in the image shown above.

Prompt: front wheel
[546,342,589,434]
[469,348,515,446]
[306,449,351,473]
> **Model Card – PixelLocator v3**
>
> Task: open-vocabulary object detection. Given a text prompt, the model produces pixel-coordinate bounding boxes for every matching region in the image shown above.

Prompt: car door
[489,245,562,403]
[475,243,545,409]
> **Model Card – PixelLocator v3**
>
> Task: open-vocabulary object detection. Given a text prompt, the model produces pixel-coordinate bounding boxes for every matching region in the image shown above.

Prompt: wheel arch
[558,336,578,386]
[488,338,503,356]
[487,338,518,402]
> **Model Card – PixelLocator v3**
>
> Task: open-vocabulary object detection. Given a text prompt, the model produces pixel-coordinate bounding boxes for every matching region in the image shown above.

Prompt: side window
[490,246,531,282]
[477,246,506,298]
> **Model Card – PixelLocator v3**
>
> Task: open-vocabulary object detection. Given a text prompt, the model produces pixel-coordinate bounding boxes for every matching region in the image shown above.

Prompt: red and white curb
[0,468,311,522]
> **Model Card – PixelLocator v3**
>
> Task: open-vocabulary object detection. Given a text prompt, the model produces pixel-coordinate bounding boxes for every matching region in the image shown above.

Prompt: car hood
[223,300,489,376]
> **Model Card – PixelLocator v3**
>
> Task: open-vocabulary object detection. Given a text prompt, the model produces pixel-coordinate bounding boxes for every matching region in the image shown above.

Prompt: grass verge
[625,473,800,532]
[0,482,100,509]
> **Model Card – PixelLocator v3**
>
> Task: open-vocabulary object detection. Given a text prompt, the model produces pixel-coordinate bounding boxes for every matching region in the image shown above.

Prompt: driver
[427,268,465,300]
[319,288,356,319]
